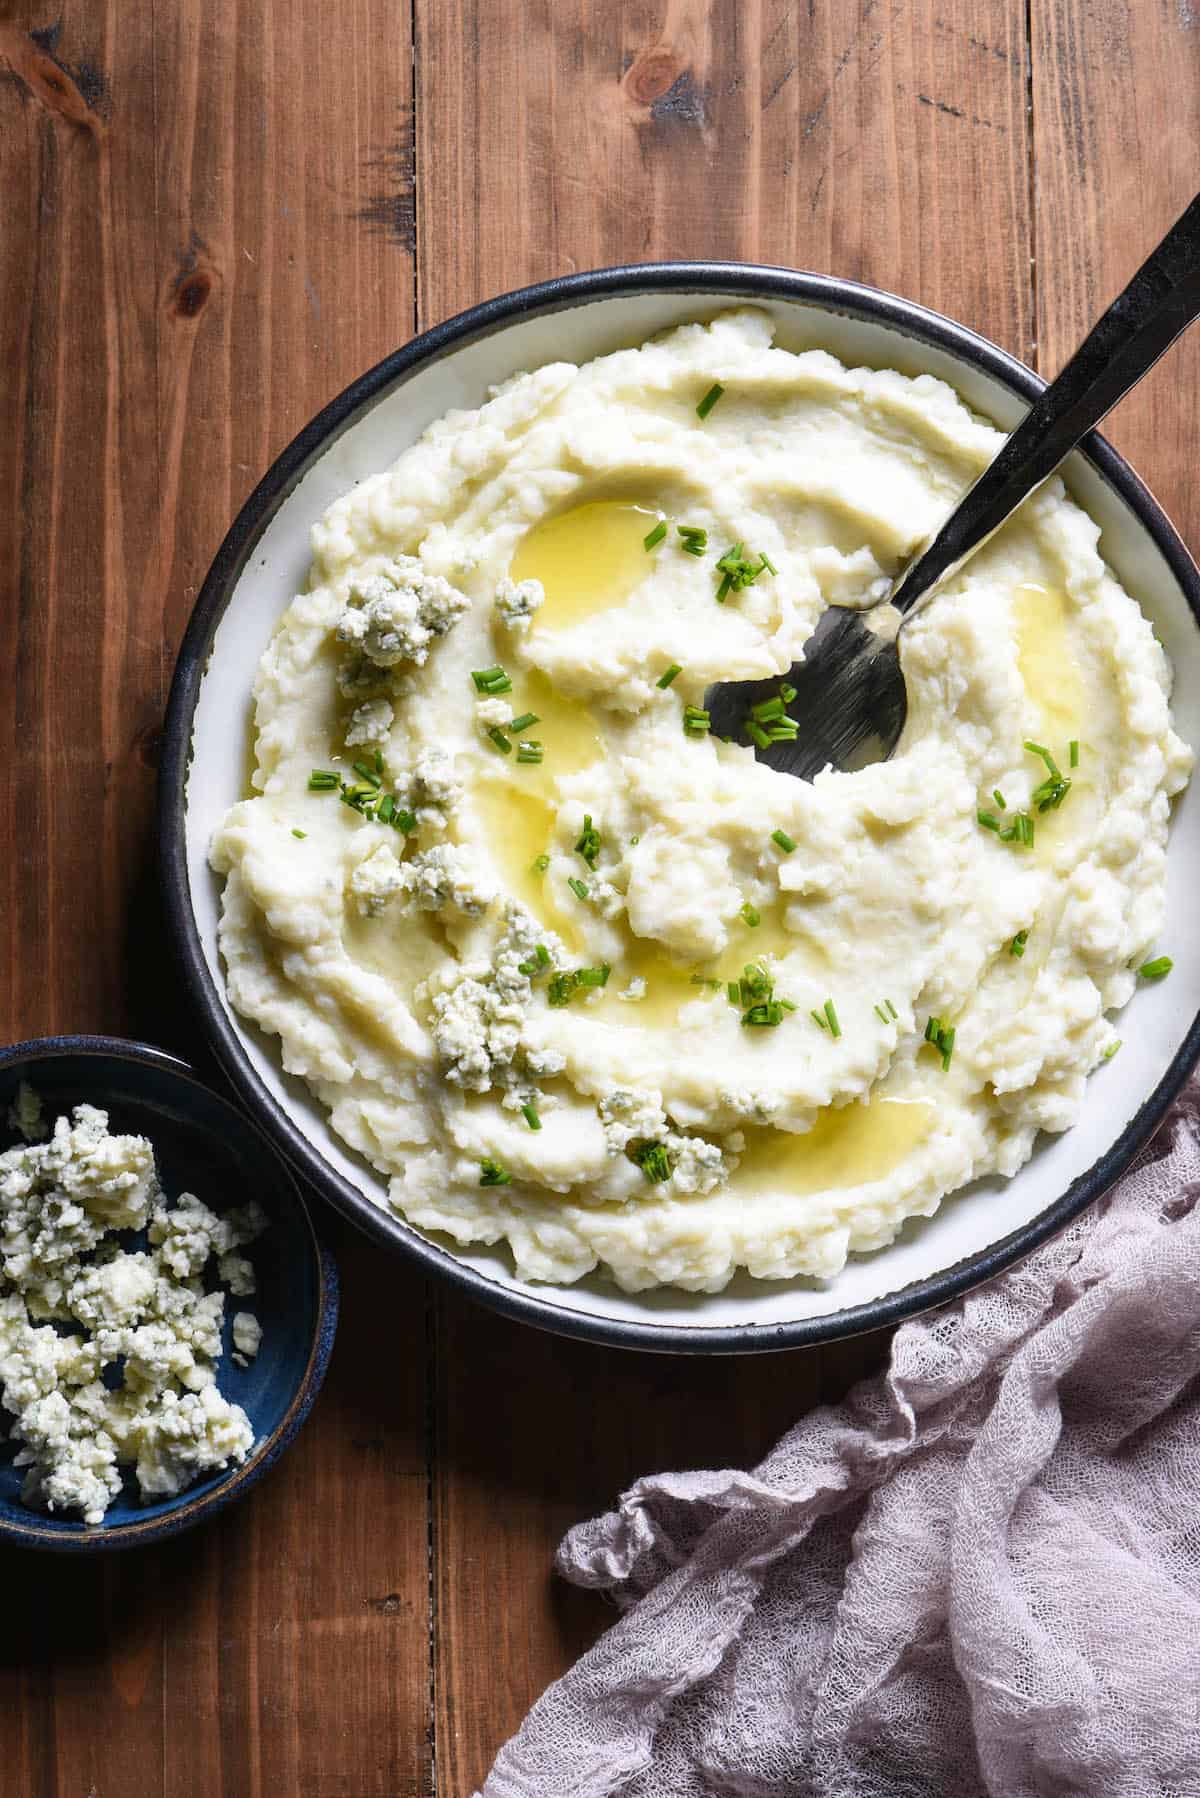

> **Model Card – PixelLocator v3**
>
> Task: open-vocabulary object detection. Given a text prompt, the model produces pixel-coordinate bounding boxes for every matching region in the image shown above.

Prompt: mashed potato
[211,311,1191,1291]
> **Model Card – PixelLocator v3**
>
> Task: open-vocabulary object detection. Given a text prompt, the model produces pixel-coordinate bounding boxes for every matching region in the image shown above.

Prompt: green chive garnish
[532,852,550,874]
[292,828,307,839]
[1009,929,1029,958]
[740,902,760,928]
[657,663,683,689]
[487,726,513,754]
[678,525,708,555]
[696,382,724,420]
[643,518,668,550]
[631,1139,672,1183]
[522,1103,542,1131]
[378,794,395,824]
[1102,1039,1122,1061]
[308,769,339,791]
[924,1017,955,1071]
[885,998,898,1020]
[1069,739,1079,768]
[352,759,382,787]
[567,876,590,901]
[508,712,539,733]
[978,810,1002,832]
[575,814,601,866]
[683,705,711,736]
[874,1003,888,1023]
[577,964,610,987]
[472,665,513,695]
[516,740,544,764]
[823,999,840,1038]
[1139,956,1173,980]
[993,790,1007,810]
[479,1157,511,1187]
[771,829,796,853]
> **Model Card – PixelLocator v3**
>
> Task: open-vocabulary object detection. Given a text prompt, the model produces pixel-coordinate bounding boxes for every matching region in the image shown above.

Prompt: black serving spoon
[706,193,1200,779]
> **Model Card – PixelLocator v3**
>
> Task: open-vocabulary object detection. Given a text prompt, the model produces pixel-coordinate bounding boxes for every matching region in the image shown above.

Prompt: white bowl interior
[184,286,1200,1333]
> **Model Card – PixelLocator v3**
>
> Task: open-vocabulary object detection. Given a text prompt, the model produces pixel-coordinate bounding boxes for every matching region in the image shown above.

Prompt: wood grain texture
[2,0,1199,1792]
[0,4,431,1796]
[1031,0,1200,540]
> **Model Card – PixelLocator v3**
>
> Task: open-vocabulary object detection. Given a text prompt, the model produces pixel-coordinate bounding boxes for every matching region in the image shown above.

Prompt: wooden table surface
[2,2,1198,1792]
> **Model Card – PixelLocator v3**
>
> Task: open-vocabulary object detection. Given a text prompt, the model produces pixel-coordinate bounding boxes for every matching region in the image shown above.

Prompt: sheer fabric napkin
[482,1085,1200,1798]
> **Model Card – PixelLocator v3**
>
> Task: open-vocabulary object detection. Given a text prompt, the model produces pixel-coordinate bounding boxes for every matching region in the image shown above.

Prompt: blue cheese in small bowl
[0,1084,266,1527]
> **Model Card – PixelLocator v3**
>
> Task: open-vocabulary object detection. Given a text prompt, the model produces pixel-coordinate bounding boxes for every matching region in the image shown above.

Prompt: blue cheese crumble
[0,1092,267,1526]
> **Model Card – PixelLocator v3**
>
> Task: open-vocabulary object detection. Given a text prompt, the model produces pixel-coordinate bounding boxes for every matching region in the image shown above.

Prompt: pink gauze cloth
[481,1084,1200,1798]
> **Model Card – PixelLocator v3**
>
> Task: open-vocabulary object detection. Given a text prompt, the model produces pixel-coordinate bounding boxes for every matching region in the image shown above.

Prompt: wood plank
[416,0,1032,354]
[0,3,431,1794]
[416,2,1033,1788]
[1031,0,1200,543]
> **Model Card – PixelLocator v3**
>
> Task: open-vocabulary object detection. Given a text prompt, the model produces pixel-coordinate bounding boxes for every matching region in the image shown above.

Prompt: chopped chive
[771,828,796,853]
[547,970,579,1007]
[487,726,513,754]
[374,748,385,773]
[716,573,733,603]
[532,852,550,874]
[516,740,544,764]
[517,944,552,978]
[521,1103,542,1131]
[508,712,539,733]
[1069,739,1079,768]
[885,998,898,1020]
[378,794,395,824]
[393,808,417,834]
[291,828,307,839]
[874,1003,887,1023]
[352,759,382,787]
[643,518,668,550]
[479,1157,511,1187]
[1139,956,1173,980]
[678,525,708,555]
[690,975,722,989]
[472,665,513,694]
[824,998,841,1039]
[924,1016,955,1071]
[728,982,740,1004]
[993,789,1007,810]
[978,810,1002,832]
[683,704,711,736]
[780,999,796,1012]
[696,381,725,420]
[740,901,761,928]
[1009,928,1029,958]
[656,663,683,689]
[1102,1039,1122,1061]
[575,814,601,867]
[780,682,797,703]
[567,876,590,901]
[811,1008,828,1030]
[630,1139,672,1183]
[577,964,610,987]
[764,719,798,743]
[746,721,771,750]
[308,769,340,790]
[752,697,786,722]
[629,835,640,846]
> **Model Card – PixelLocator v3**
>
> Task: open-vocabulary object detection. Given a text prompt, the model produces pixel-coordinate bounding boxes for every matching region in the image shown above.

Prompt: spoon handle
[891,191,1200,616]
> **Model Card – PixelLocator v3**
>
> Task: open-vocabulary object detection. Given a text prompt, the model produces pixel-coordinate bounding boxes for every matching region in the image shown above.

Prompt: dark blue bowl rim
[158,260,1200,1356]
[0,1034,339,1550]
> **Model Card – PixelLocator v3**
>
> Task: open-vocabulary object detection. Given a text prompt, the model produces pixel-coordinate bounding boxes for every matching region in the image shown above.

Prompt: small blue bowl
[0,1036,338,1552]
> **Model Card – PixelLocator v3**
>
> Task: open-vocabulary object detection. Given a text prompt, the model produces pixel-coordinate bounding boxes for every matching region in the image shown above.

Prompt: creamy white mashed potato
[211,311,1192,1292]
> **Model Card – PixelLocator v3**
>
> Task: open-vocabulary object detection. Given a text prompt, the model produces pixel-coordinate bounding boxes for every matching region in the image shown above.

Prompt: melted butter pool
[511,500,663,632]
[1014,583,1084,736]
[730,1096,935,1196]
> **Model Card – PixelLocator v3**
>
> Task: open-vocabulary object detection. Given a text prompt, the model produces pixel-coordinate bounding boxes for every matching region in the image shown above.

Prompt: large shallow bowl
[0,1037,338,1550]
[160,264,1200,1354]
